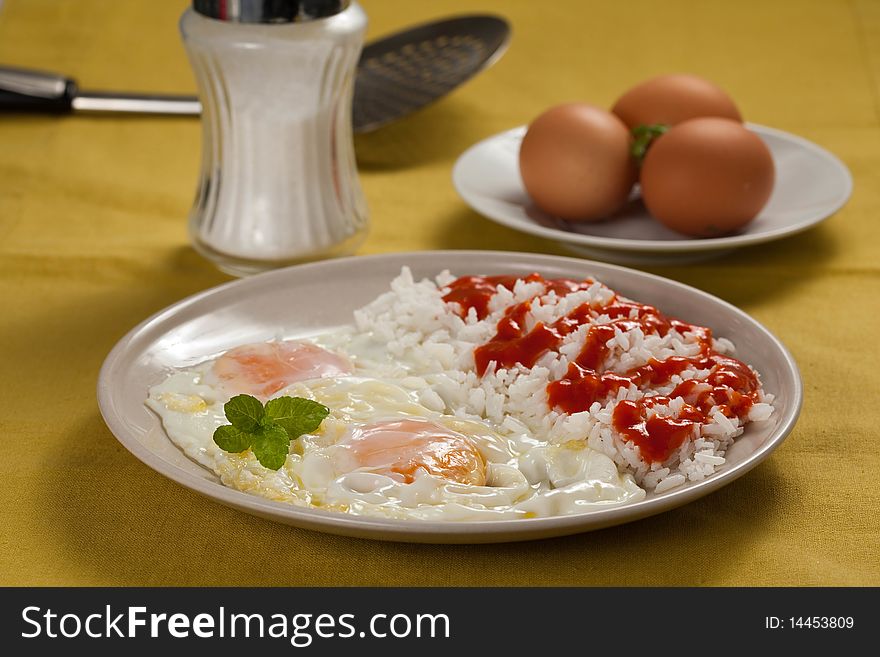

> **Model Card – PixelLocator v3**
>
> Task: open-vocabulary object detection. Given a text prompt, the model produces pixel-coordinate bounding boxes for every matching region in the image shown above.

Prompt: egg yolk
[341,419,487,486]
[212,341,351,398]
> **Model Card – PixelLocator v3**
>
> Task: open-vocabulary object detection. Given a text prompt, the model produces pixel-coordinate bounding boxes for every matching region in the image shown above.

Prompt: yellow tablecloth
[1,0,878,586]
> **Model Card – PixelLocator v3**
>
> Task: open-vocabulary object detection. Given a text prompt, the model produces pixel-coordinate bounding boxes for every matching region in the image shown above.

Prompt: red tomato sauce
[443,273,761,464]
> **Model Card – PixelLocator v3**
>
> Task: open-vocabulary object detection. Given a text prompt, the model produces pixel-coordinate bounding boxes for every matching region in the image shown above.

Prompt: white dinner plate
[98,251,802,543]
[453,125,852,265]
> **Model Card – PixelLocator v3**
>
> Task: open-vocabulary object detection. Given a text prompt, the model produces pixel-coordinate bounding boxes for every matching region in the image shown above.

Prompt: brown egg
[640,118,774,237]
[519,103,636,221]
[612,74,742,130]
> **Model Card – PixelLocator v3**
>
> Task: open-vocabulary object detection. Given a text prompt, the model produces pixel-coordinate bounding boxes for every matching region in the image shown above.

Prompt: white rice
[353,268,775,492]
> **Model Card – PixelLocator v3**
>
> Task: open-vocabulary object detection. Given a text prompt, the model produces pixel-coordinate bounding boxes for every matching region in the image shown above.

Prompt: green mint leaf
[251,424,291,470]
[264,396,330,439]
[214,394,330,469]
[213,424,252,453]
[224,394,265,433]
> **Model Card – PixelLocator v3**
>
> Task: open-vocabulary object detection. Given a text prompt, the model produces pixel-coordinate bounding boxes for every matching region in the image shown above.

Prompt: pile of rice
[353,268,775,493]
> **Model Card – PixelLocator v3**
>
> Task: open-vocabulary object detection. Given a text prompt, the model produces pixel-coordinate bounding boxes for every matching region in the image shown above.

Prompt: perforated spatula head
[352,15,510,133]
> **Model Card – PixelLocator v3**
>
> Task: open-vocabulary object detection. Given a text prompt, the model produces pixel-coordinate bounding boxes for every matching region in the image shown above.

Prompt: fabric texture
[1,0,878,586]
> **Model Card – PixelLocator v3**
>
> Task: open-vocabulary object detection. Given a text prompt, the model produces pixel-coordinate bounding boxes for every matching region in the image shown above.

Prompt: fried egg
[206,340,352,397]
[147,338,644,520]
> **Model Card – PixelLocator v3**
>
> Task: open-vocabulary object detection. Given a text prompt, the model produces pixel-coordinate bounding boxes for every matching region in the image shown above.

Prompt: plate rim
[452,123,853,253]
[97,250,803,543]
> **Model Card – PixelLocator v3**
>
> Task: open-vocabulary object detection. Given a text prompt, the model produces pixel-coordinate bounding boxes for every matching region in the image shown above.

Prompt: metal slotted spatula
[0,14,510,133]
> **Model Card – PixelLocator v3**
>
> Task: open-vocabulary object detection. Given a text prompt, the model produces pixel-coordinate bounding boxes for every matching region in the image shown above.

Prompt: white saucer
[452,124,852,265]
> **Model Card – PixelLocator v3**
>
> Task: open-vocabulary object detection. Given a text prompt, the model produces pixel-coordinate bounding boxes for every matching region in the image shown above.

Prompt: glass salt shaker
[180,0,368,276]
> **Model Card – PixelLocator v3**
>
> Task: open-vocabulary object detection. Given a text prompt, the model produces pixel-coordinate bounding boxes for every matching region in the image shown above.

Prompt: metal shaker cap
[193,0,350,23]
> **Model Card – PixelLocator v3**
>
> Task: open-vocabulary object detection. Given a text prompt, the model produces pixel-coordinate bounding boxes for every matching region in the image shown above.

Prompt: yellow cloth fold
[1,0,877,585]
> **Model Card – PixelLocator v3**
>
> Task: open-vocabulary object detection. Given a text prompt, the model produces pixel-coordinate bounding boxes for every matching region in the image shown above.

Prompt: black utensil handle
[0,66,76,114]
